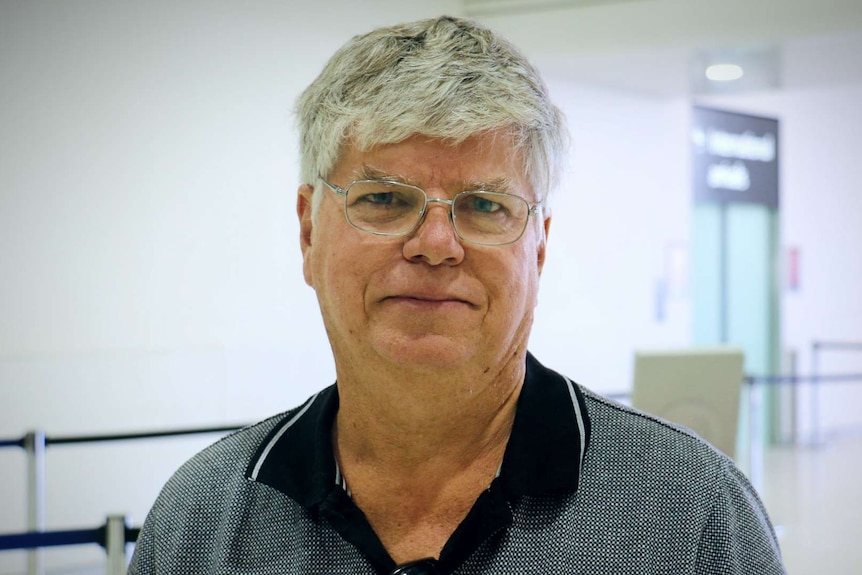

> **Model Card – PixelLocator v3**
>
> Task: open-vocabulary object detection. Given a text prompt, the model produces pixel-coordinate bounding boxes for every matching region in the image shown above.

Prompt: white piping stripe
[250,391,321,480]
[335,460,352,496]
[563,375,587,472]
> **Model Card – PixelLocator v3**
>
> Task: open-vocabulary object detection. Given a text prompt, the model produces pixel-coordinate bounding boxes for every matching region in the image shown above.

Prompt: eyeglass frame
[320,178,544,246]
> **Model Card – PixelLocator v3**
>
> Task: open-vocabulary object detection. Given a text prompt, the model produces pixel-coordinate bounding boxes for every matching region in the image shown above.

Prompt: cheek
[316,237,388,309]
[513,244,543,307]
[485,252,540,310]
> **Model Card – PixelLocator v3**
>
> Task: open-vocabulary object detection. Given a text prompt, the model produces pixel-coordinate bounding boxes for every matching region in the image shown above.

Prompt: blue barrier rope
[0,424,244,451]
[746,373,862,385]
[48,424,244,445]
[0,526,141,552]
[813,341,862,351]
[0,527,103,551]
[597,373,862,401]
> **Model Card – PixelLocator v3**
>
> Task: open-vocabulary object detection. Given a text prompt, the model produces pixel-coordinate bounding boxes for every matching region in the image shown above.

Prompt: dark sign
[692,107,779,208]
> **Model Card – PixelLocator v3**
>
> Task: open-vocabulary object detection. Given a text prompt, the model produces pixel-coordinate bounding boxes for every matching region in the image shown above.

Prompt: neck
[331,351,526,564]
[333,350,525,473]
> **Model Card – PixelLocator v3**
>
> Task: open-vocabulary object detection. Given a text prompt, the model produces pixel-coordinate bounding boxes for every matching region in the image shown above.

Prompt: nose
[402,201,465,266]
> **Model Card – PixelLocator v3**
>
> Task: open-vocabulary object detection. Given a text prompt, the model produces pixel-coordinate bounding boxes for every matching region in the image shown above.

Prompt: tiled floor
[760,433,862,574]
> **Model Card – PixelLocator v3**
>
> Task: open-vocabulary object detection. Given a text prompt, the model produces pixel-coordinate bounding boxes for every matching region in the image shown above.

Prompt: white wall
[531,81,692,392]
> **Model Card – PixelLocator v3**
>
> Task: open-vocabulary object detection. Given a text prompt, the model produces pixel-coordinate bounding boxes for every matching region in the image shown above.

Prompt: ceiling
[464,0,862,97]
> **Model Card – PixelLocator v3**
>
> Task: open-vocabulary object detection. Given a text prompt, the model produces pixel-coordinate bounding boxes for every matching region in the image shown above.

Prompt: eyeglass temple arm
[320,179,348,196]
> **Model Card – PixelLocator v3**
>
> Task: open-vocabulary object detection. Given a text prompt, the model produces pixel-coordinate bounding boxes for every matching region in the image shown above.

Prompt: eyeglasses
[321,179,542,246]
[389,558,440,574]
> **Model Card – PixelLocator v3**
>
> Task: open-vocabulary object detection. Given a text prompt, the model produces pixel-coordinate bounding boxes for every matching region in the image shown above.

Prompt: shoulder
[129,404,313,575]
[143,399,317,528]
[164,411,288,494]
[129,403,319,575]
[141,412,286,528]
[577,385,742,507]
[580,385,731,466]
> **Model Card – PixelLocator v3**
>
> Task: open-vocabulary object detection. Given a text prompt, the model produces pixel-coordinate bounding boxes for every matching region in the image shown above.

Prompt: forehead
[332,132,531,195]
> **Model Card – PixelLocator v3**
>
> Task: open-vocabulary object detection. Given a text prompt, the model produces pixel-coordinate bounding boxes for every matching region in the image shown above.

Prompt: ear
[297,184,315,287]
[537,216,551,276]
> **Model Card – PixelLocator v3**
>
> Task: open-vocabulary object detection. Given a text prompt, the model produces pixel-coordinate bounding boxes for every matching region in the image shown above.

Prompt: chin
[373,333,477,371]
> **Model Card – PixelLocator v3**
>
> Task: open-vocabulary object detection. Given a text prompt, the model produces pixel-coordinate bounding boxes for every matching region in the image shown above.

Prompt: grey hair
[295,15,568,214]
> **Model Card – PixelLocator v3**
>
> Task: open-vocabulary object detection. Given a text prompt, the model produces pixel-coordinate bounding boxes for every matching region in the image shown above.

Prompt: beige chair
[631,347,745,459]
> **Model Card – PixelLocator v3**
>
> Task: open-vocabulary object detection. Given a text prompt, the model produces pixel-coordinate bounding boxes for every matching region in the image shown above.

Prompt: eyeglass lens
[343,180,530,244]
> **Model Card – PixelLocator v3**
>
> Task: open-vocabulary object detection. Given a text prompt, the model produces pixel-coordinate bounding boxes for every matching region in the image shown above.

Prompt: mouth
[384,294,476,309]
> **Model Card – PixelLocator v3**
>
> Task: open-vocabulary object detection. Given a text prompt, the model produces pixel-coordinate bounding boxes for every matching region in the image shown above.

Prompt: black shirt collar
[247,352,592,504]
[498,352,591,496]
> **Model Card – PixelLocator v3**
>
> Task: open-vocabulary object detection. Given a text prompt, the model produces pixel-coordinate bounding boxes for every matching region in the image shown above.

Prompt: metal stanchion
[811,342,820,446]
[24,430,46,575]
[6,422,241,575]
[105,515,128,575]
[784,349,798,445]
[748,380,763,494]
[0,515,136,574]
[809,340,862,445]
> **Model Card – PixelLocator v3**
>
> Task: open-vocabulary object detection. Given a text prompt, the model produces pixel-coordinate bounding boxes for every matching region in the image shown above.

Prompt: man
[130,16,786,575]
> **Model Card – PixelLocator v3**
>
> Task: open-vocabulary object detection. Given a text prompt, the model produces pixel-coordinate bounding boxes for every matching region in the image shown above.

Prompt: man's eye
[365,192,395,205]
[354,191,404,206]
[471,196,503,213]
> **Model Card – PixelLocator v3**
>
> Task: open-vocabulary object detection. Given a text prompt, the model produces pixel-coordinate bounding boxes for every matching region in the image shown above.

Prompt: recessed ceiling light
[706,64,744,82]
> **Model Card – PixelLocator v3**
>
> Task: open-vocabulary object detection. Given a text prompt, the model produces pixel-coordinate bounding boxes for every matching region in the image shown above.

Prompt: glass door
[692,201,781,472]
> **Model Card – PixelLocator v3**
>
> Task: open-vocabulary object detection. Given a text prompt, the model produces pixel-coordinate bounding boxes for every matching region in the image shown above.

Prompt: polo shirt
[129,353,786,574]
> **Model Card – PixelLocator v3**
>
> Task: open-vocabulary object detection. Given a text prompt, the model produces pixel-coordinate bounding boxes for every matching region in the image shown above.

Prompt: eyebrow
[461,177,512,194]
[356,165,402,182]
[355,165,514,194]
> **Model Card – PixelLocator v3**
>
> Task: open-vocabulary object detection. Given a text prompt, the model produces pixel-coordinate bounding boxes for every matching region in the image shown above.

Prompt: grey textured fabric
[129,357,785,574]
